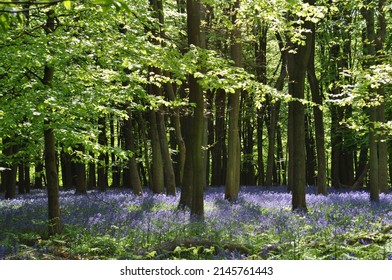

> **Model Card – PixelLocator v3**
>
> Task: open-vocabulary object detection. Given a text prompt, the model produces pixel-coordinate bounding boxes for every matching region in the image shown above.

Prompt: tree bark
[287,1,312,211]
[97,117,109,192]
[149,110,165,194]
[307,18,327,194]
[362,1,379,202]
[225,0,242,201]
[110,117,121,188]
[265,33,286,187]
[73,145,87,195]
[165,76,186,187]
[211,88,226,186]
[187,0,205,218]
[3,139,17,199]
[44,123,61,235]
[123,107,143,195]
[376,0,388,194]
[305,110,316,186]
[255,25,267,186]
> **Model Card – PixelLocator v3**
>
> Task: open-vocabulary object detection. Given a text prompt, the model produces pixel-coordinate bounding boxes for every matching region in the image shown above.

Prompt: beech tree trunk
[97,117,109,192]
[187,0,205,218]
[211,88,226,186]
[3,139,17,199]
[287,1,312,211]
[307,16,327,194]
[362,1,379,202]
[73,145,87,195]
[265,33,286,187]
[123,107,143,195]
[225,0,242,201]
[44,123,61,235]
[376,0,389,194]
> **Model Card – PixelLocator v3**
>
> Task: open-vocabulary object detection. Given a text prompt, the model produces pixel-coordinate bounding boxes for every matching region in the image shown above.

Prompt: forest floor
[1,186,392,260]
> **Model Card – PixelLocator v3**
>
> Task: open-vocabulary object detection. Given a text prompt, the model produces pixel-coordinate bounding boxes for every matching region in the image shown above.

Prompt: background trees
[1,0,392,233]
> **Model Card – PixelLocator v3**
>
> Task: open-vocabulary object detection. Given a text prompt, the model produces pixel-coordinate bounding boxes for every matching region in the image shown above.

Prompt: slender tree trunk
[123,107,143,195]
[34,160,44,189]
[225,0,242,201]
[287,1,312,211]
[186,0,205,218]
[44,123,61,235]
[266,33,286,187]
[156,108,177,195]
[24,163,31,193]
[165,76,186,186]
[73,145,87,195]
[61,151,73,189]
[18,163,26,194]
[149,110,165,194]
[376,0,388,193]
[307,17,327,194]
[277,124,286,185]
[211,88,226,186]
[178,116,193,209]
[148,0,177,195]
[97,117,109,192]
[305,110,316,185]
[42,11,61,235]
[241,100,256,186]
[362,1,379,202]
[3,139,17,199]
[110,117,121,188]
[87,152,96,190]
[255,24,267,186]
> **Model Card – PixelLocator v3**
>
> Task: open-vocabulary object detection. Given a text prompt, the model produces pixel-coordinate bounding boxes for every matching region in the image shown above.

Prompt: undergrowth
[1,187,392,260]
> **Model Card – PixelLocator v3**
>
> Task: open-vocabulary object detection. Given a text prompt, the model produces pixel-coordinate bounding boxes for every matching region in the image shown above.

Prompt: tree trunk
[255,24,267,186]
[18,163,26,194]
[165,76,186,187]
[187,0,205,218]
[44,123,61,235]
[266,33,286,187]
[123,107,143,195]
[61,151,73,189]
[97,117,109,192]
[287,1,312,211]
[362,1,379,202]
[3,139,17,199]
[34,160,44,189]
[307,18,327,194]
[225,0,242,201]
[376,0,388,194]
[148,0,177,195]
[73,146,87,195]
[149,110,165,194]
[110,117,121,188]
[305,111,316,186]
[156,108,177,195]
[24,163,31,193]
[42,11,61,235]
[87,153,96,190]
[211,88,226,186]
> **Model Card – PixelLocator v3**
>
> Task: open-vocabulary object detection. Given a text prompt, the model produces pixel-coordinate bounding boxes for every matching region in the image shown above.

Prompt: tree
[225,0,242,201]
[307,6,327,194]
[362,0,379,203]
[287,0,313,212]
[187,0,205,218]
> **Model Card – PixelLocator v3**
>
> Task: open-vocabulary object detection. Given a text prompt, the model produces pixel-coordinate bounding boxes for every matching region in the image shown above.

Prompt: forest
[1,0,392,260]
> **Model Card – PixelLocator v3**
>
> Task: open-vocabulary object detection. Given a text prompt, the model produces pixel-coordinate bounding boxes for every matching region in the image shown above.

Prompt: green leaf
[63,0,72,10]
